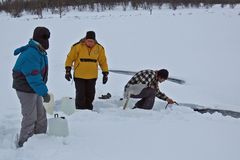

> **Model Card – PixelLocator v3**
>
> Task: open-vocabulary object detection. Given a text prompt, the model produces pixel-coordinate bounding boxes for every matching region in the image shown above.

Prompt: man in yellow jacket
[65,31,109,110]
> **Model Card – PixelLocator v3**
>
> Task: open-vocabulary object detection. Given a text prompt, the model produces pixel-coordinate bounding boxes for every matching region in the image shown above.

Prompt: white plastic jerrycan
[43,93,54,115]
[60,97,76,116]
[48,114,69,137]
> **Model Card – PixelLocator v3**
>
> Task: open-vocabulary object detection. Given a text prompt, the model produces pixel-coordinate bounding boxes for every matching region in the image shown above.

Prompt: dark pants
[131,87,156,110]
[74,78,97,110]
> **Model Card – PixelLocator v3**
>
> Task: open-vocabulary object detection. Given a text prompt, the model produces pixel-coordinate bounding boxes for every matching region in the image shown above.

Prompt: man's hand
[43,93,51,103]
[165,98,178,109]
[166,98,175,104]
[65,66,72,81]
[65,72,72,81]
[102,72,108,84]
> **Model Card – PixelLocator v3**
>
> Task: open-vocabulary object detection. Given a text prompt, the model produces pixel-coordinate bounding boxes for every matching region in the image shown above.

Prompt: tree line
[0,0,239,18]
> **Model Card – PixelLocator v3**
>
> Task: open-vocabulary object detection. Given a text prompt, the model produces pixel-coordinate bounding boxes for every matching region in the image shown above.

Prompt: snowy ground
[0,6,240,160]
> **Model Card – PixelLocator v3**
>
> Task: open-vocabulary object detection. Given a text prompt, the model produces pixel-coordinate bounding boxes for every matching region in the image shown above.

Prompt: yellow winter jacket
[65,41,108,79]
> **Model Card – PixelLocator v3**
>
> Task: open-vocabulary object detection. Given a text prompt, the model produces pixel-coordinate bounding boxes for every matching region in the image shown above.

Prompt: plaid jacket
[124,69,168,100]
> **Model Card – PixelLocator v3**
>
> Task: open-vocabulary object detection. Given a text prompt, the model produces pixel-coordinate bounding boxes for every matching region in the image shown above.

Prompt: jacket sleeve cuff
[102,71,109,76]
[65,66,71,72]
[164,96,168,101]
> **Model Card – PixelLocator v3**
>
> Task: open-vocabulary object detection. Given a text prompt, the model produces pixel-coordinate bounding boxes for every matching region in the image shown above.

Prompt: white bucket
[43,93,54,115]
[60,97,76,116]
[124,84,146,98]
[48,114,69,137]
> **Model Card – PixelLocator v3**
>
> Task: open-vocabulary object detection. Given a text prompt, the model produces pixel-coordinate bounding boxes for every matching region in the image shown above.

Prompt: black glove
[43,93,50,103]
[102,72,108,84]
[65,72,72,81]
[65,66,72,81]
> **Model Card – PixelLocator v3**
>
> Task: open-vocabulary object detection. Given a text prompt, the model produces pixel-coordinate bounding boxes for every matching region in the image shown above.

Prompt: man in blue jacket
[12,26,51,148]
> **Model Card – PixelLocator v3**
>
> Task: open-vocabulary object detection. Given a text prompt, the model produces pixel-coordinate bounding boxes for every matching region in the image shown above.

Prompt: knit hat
[33,27,50,50]
[85,31,96,40]
[157,69,169,79]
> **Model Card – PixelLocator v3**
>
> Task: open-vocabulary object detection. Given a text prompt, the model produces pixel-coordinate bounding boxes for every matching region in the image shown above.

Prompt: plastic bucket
[43,93,54,115]
[60,97,76,116]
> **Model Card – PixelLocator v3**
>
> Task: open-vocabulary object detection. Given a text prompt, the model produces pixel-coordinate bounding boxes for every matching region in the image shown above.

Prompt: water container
[60,97,76,116]
[124,84,146,98]
[48,114,69,137]
[43,93,54,115]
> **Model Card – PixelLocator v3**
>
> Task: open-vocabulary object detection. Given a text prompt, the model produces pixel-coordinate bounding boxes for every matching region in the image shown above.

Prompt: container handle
[54,114,58,118]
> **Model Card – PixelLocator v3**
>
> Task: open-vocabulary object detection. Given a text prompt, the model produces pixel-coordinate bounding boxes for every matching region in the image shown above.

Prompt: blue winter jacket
[12,39,48,96]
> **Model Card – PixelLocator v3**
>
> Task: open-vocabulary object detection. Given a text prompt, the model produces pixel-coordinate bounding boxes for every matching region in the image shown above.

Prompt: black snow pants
[74,78,97,110]
[131,87,156,110]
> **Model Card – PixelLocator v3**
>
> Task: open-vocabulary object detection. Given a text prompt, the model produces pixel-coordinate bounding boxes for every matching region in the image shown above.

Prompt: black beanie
[85,31,96,40]
[157,69,169,79]
[33,27,50,50]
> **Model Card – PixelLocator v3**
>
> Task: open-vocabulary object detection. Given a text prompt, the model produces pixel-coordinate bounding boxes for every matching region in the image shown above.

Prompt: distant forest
[0,0,239,18]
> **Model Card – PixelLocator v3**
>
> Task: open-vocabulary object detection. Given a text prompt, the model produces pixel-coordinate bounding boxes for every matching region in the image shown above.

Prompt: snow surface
[0,6,240,160]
